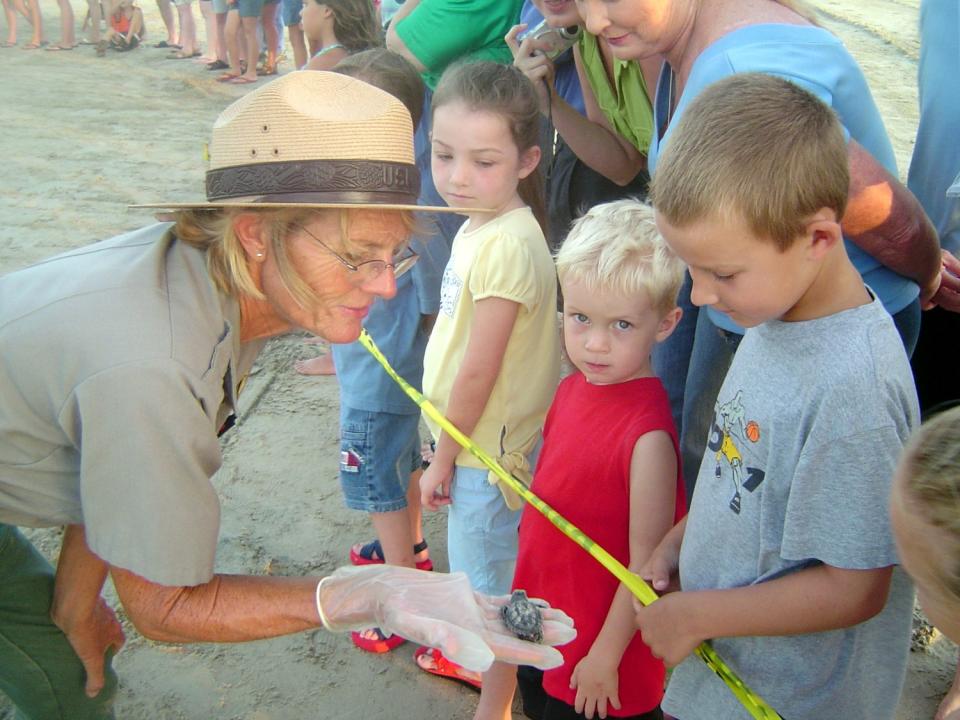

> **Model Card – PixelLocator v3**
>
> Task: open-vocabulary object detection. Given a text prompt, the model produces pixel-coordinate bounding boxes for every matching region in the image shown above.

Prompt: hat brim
[130,201,475,214]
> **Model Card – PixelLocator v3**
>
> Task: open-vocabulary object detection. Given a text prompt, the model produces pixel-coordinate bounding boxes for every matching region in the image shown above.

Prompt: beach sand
[0,0,955,717]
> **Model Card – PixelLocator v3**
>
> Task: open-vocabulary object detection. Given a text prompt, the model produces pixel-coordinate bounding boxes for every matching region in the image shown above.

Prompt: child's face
[655,210,821,328]
[431,101,540,224]
[890,467,960,644]
[561,276,678,385]
[301,1,332,41]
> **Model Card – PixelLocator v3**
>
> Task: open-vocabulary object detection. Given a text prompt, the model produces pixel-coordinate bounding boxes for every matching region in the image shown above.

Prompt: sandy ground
[0,0,956,717]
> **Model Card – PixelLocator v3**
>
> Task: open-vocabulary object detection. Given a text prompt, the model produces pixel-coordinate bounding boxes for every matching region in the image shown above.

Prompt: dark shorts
[517,666,664,720]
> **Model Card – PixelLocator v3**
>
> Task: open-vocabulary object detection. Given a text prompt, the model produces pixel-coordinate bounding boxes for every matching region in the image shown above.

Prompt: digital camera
[520,19,582,60]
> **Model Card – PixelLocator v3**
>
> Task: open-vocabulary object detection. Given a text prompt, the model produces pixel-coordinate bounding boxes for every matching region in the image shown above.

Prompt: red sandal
[349,538,433,571]
[413,646,482,691]
[351,627,405,653]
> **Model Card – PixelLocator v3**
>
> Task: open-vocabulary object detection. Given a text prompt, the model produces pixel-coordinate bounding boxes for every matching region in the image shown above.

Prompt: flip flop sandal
[206,59,230,70]
[349,538,433,571]
[22,41,44,49]
[413,646,482,691]
[215,72,240,82]
[351,628,406,653]
[226,76,257,84]
[1,41,17,47]
[153,40,180,48]
[45,44,75,50]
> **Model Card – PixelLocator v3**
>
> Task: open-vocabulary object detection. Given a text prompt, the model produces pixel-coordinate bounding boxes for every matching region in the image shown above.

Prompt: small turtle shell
[500,589,544,643]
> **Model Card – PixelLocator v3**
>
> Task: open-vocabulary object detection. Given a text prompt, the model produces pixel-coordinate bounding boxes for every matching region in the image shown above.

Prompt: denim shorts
[212,0,227,13]
[280,0,302,26]
[235,0,263,17]
[447,466,523,595]
[339,406,421,513]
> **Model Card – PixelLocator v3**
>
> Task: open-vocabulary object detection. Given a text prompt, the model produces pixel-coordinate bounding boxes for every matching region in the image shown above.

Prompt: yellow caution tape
[359,329,783,720]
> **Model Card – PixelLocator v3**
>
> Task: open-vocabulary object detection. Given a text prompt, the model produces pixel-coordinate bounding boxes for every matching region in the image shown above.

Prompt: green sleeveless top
[577,32,654,153]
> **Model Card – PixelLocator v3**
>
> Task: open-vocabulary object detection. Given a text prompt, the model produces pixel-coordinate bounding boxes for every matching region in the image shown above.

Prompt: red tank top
[513,373,686,715]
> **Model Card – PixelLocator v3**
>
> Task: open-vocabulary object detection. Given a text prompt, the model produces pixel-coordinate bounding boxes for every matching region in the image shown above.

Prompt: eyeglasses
[293,224,419,283]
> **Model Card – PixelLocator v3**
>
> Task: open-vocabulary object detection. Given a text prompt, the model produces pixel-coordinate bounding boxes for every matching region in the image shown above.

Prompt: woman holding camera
[506,0,658,247]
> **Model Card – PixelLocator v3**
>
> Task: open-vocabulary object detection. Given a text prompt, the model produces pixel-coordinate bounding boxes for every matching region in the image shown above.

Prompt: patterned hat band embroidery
[206,159,420,203]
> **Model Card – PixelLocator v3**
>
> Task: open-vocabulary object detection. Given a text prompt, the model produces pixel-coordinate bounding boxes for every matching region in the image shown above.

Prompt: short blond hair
[174,207,415,306]
[899,406,960,599]
[650,73,849,251]
[556,199,685,316]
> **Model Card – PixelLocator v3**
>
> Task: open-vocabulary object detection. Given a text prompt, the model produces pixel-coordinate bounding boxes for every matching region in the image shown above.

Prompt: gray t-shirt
[0,224,263,585]
[662,295,918,720]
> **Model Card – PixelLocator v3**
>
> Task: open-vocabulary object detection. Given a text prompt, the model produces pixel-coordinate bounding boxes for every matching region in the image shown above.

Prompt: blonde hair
[432,61,547,234]
[174,207,415,305]
[650,73,848,251]
[322,0,381,52]
[556,199,685,316]
[899,406,960,599]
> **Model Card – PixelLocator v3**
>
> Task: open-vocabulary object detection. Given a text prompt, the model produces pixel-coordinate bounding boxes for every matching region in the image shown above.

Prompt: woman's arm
[420,296,520,508]
[843,140,941,302]
[50,526,126,697]
[570,431,678,716]
[385,0,426,72]
[111,567,321,643]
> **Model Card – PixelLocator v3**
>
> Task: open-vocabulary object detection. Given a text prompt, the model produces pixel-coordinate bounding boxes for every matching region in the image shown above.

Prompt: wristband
[315,577,333,631]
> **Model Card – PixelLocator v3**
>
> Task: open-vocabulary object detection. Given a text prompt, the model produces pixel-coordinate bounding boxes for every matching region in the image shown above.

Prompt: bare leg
[405,469,428,565]
[258,0,276,72]
[223,5,241,74]
[175,0,195,54]
[212,6,226,61]
[937,654,960,720]
[474,662,516,720]
[52,0,75,47]
[2,0,17,44]
[23,0,42,45]
[286,20,304,68]
[85,0,99,42]
[239,14,258,80]
[197,0,214,58]
[155,0,176,44]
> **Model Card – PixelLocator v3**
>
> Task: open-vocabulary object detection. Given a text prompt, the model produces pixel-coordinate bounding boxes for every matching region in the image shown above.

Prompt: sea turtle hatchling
[500,589,544,643]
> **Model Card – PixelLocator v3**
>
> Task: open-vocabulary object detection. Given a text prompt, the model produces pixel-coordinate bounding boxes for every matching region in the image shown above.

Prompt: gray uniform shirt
[662,295,918,720]
[0,223,263,585]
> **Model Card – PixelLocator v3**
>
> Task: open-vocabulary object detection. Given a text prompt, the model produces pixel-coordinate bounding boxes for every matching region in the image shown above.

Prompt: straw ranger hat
[135,71,463,213]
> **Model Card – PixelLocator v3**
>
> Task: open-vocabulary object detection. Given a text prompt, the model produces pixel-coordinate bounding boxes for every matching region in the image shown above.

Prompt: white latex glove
[316,565,576,672]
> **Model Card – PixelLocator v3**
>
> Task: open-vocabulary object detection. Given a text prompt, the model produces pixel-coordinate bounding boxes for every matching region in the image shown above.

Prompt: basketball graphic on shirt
[745,420,760,443]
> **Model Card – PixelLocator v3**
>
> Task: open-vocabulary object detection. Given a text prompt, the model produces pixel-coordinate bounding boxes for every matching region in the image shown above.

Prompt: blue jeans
[338,407,421,513]
[0,525,117,720]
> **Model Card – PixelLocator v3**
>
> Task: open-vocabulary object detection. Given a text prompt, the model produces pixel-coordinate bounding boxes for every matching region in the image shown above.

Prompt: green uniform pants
[0,524,117,719]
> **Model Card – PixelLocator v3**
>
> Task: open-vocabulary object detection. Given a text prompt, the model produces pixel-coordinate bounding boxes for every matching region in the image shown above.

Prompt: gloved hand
[316,565,576,672]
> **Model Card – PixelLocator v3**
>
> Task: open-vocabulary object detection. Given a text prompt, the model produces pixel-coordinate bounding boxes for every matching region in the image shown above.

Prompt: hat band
[206,159,420,204]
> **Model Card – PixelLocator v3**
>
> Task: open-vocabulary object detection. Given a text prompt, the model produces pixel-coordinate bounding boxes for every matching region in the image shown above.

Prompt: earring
[256,251,264,258]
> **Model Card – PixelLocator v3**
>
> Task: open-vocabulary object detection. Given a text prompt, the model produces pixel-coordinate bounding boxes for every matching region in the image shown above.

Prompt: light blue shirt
[907,0,960,254]
[648,24,919,334]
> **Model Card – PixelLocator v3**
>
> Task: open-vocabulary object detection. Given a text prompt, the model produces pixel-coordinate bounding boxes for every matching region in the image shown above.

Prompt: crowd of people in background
[2,0,960,719]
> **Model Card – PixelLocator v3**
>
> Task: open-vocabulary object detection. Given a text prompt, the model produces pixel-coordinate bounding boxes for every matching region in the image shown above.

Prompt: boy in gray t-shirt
[641,74,920,719]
